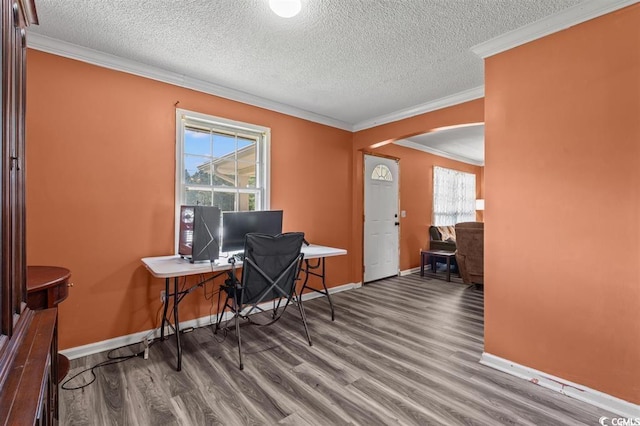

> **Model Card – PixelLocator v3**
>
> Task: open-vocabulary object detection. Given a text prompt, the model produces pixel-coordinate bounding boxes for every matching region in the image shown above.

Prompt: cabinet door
[0,0,26,339]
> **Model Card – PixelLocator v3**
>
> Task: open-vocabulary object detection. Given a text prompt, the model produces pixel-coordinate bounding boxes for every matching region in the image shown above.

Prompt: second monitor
[222,210,283,253]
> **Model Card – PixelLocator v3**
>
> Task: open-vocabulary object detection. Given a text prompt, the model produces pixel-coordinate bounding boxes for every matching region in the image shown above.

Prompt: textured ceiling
[29,0,584,128]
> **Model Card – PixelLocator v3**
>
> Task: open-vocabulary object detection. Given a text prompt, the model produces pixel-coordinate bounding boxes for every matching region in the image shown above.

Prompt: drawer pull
[67,283,74,287]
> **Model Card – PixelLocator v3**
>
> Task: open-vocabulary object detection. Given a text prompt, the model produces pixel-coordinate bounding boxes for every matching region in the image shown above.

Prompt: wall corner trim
[471,0,638,59]
[25,33,353,131]
[480,352,640,419]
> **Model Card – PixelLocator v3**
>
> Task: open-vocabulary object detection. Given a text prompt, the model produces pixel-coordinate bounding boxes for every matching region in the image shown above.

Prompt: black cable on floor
[60,341,157,391]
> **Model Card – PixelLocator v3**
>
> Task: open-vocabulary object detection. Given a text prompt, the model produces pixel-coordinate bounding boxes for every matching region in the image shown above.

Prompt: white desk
[141,244,347,371]
[141,244,346,278]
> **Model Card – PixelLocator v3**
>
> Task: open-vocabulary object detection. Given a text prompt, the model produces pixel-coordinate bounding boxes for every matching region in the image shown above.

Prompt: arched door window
[371,164,393,181]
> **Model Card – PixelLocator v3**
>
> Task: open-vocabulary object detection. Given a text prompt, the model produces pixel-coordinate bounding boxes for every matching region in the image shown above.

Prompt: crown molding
[352,86,484,132]
[393,139,484,166]
[26,33,353,131]
[472,0,638,59]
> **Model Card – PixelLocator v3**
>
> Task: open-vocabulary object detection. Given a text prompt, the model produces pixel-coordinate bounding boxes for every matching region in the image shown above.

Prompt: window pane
[237,161,256,188]
[184,128,211,156]
[371,164,392,181]
[212,161,236,187]
[237,137,255,152]
[185,188,212,206]
[239,192,257,211]
[184,155,212,185]
[213,191,236,212]
[212,133,236,160]
[238,141,255,174]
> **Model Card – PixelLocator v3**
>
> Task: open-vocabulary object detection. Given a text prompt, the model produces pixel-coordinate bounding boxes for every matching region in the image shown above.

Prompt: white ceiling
[396,123,485,165]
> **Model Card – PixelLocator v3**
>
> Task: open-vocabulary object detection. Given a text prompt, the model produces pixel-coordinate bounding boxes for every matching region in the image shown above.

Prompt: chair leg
[231,295,243,370]
[235,312,243,370]
[214,288,230,334]
[294,290,313,347]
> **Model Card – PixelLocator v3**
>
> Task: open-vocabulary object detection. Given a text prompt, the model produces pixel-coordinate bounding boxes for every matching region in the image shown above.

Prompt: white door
[364,154,399,282]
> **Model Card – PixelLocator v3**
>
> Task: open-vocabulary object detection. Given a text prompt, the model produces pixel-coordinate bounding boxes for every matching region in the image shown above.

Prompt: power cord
[61,340,157,391]
[63,271,227,390]
[62,299,168,391]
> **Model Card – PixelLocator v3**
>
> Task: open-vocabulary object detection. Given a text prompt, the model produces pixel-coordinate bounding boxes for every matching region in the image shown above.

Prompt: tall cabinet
[0,1,58,424]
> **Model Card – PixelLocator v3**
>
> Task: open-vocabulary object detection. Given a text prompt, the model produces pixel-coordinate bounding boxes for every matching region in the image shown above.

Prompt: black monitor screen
[222,210,283,253]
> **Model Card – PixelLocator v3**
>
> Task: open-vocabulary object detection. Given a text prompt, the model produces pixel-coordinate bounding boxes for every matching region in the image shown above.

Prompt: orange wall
[371,144,483,271]
[484,5,640,404]
[26,50,353,350]
[352,99,484,282]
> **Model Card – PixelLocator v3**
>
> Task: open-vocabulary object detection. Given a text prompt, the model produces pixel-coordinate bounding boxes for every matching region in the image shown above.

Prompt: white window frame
[175,109,270,250]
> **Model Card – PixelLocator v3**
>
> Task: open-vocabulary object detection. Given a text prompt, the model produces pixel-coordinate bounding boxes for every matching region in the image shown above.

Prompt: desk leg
[420,252,425,276]
[446,257,451,282]
[173,277,182,371]
[320,258,335,322]
[161,278,169,340]
[301,258,335,321]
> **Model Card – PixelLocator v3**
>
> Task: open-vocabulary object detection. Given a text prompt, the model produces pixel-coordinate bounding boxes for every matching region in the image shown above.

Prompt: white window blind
[432,166,476,226]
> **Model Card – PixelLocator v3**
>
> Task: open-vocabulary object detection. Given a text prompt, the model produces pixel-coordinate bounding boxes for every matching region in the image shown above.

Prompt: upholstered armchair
[428,225,456,252]
[454,222,484,285]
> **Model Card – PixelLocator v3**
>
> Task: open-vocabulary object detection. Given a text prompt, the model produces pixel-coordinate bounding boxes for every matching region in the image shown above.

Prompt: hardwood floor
[60,274,611,425]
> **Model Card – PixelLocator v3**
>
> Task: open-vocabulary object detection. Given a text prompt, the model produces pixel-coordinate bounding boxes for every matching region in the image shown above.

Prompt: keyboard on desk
[232,253,245,262]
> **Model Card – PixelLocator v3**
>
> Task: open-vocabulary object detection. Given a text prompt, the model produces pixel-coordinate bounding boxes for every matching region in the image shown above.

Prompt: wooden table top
[26,265,71,292]
[421,249,456,256]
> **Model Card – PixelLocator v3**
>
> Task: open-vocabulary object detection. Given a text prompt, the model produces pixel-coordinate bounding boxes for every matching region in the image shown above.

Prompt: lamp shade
[475,199,485,211]
[269,0,301,18]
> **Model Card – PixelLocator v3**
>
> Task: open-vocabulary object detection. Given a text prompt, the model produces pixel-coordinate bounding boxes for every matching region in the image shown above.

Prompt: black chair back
[215,231,311,369]
[239,232,305,306]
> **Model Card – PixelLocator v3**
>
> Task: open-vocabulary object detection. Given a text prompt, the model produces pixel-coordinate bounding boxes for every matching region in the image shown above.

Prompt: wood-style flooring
[59,274,612,425]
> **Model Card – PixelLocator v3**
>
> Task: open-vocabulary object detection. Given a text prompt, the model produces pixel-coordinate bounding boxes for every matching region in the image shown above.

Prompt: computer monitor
[178,205,221,263]
[221,210,283,253]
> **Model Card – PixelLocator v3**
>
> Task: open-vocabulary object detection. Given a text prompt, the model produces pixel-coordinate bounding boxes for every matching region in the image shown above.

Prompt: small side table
[420,250,456,282]
[27,265,72,384]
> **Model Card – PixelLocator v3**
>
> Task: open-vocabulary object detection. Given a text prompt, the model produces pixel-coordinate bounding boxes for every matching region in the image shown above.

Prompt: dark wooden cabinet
[0,1,58,425]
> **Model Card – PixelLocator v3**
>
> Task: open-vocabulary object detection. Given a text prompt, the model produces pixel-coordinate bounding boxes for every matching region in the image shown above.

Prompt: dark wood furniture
[420,249,456,282]
[27,265,72,383]
[0,308,57,425]
[0,1,57,424]
[455,222,485,286]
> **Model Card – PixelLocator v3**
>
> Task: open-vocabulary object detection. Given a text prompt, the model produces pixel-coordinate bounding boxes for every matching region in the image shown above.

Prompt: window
[371,164,393,181]
[432,166,476,226]
[176,109,270,215]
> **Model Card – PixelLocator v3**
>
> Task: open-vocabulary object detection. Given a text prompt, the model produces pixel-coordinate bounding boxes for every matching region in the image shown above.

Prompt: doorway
[363,154,400,282]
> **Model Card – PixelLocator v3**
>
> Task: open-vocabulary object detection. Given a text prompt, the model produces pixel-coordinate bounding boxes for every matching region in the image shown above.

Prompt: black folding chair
[214,232,312,369]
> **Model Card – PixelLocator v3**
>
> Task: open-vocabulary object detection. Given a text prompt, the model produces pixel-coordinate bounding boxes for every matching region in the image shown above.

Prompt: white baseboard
[400,267,421,276]
[61,282,361,360]
[480,352,640,419]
